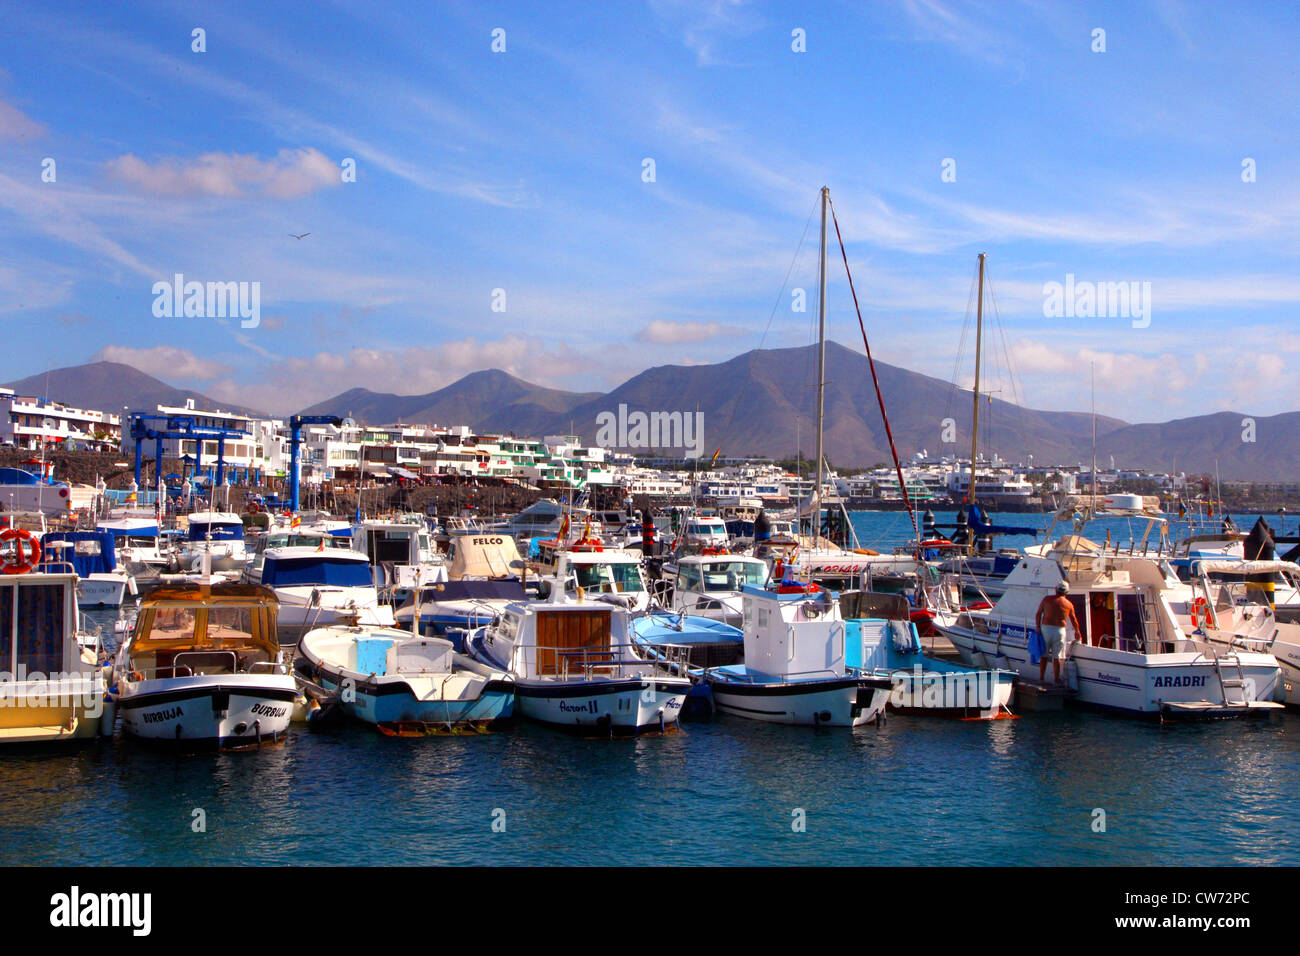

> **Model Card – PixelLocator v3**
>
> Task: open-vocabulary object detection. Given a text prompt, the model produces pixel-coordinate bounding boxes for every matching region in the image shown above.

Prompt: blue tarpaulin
[261,556,373,588]
[40,530,117,576]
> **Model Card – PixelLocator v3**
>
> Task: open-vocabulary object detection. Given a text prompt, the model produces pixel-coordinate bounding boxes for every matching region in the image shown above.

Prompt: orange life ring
[0,527,40,575]
[1189,596,1209,629]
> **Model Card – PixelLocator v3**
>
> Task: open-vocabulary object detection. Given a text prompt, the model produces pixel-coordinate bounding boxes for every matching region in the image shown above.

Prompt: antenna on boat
[1090,361,1097,515]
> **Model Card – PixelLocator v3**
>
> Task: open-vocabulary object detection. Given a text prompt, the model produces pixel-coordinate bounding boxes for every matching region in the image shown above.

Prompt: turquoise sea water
[1,510,1295,867]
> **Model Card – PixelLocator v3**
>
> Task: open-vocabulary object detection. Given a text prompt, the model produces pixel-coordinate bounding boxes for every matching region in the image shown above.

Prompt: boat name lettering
[142,707,182,724]
[471,537,505,546]
[251,703,288,717]
[1152,675,1207,688]
[558,700,597,713]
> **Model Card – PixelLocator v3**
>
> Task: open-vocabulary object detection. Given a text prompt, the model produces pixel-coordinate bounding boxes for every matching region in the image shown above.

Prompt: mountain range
[5,346,1291,480]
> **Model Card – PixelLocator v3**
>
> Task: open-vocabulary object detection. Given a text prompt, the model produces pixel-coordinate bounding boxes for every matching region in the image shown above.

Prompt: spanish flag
[290,514,301,528]
[126,491,137,503]
[710,448,721,466]
[317,537,325,552]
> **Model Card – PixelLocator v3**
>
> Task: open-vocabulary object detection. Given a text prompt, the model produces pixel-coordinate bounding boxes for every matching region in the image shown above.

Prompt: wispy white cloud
[0,96,44,139]
[106,148,340,199]
[93,344,231,381]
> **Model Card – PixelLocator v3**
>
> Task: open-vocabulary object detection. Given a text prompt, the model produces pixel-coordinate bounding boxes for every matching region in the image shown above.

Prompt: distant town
[1,386,1294,512]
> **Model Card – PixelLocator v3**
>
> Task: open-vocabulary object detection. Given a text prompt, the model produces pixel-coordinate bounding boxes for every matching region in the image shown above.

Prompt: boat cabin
[124,583,282,680]
[739,584,847,682]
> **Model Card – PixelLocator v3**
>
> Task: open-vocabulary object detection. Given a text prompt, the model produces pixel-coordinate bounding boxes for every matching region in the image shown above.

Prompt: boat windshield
[699,561,767,592]
[571,561,644,594]
[268,534,351,550]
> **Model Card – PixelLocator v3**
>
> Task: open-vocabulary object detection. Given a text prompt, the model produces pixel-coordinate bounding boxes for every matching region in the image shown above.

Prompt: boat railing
[540,643,676,682]
[704,665,843,684]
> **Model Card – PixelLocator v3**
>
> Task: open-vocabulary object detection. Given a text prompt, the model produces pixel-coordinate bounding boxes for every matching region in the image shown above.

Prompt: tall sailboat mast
[968,252,986,507]
[814,186,829,544]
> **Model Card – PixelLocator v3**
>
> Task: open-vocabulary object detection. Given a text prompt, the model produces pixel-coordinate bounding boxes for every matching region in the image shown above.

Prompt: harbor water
[1,510,1295,866]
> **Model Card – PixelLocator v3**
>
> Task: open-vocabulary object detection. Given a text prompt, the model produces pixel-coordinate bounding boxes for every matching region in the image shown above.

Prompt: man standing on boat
[1035,581,1081,685]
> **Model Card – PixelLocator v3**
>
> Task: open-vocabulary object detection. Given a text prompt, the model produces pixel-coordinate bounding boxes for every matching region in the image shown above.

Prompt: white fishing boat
[112,579,297,749]
[533,541,651,612]
[0,531,107,742]
[703,581,892,727]
[841,590,1015,719]
[1180,559,1300,708]
[352,515,446,599]
[177,511,248,572]
[934,551,1284,718]
[296,624,514,732]
[468,591,691,736]
[657,551,770,628]
[98,514,172,580]
[253,542,395,630]
[41,530,136,607]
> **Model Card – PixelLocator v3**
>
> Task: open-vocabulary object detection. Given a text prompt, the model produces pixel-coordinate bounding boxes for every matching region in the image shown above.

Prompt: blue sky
[0,0,1297,422]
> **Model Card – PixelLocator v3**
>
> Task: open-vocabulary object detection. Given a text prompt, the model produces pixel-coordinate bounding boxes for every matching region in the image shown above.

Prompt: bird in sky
[289,232,310,240]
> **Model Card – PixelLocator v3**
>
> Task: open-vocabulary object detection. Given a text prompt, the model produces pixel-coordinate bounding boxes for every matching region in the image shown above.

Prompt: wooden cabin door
[535,609,611,676]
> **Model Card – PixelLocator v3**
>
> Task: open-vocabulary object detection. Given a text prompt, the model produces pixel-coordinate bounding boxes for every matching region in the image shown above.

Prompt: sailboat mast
[814,186,829,543]
[968,252,985,507]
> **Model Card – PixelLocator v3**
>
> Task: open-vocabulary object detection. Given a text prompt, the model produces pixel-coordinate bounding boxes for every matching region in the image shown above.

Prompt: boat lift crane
[126,413,253,490]
[288,415,343,512]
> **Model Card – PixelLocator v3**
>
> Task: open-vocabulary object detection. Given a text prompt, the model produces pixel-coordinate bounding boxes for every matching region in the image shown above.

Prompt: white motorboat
[178,511,248,572]
[252,543,395,630]
[841,590,1015,719]
[0,532,107,742]
[934,551,1284,718]
[112,580,297,749]
[468,591,691,736]
[352,515,446,599]
[296,624,514,732]
[656,552,770,628]
[703,581,892,727]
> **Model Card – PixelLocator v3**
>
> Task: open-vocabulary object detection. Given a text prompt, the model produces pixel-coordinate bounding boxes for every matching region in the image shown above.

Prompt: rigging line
[985,273,1033,469]
[942,265,980,453]
[827,197,918,541]
[716,195,821,457]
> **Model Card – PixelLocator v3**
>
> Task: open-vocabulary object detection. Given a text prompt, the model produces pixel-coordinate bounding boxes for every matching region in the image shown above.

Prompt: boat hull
[0,677,105,743]
[116,674,297,748]
[882,667,1016,718]
[705,674,890,727]
[514,677,690,735]
[941,624,1282,716]
[313,671,514,726]
[77,574,129,608]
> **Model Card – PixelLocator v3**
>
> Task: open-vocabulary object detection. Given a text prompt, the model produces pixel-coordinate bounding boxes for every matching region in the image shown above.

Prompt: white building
[0,387,122,451]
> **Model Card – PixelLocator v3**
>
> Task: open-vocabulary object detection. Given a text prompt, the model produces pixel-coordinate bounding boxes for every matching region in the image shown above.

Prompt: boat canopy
[262,555,373,588]
[98,520,159,537]
[40,530,118,576]
[129,582,279,655]
[1193,559,1300,577]
[186,521,244,541]
[0,467,58,487]
[447,532,523,578]
[415,578,526,605]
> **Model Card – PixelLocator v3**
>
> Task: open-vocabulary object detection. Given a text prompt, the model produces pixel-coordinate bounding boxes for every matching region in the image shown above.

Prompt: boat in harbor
[111,579,298,748]
[841,590,1015,719]
[248,537,396,631]
[703,581,893,727]
[934,549,1284,718]
[351,514,446,600]
[655,551,770,628]
[0,529,107,743]
[176,511,249,572]
[296,624,514,732]
[41,529,136,607]
[467,591,691,736]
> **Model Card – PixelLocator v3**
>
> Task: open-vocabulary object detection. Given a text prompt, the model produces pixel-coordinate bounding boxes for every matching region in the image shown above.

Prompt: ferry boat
[111,580,298,749]
[0,530,107,743]
[703,582,893,727]
[296,624,514,731]
[934,551,1284,718]
[468,592,691,736]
